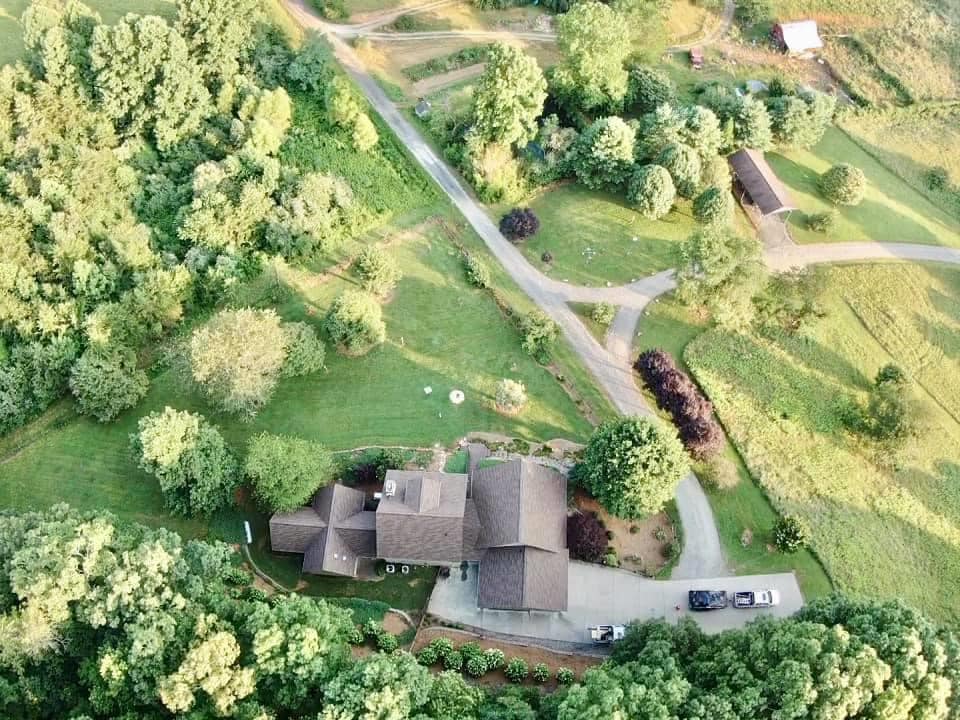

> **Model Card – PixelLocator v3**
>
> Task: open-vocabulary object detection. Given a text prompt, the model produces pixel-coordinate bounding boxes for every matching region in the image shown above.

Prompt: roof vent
[384,478,397,497]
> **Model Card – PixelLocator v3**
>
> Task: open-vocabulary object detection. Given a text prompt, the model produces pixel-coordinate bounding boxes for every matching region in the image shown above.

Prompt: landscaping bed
[572,491,678,576]
[412,626,602,689]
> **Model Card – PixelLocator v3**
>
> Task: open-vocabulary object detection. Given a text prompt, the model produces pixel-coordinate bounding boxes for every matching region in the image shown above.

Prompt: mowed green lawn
[635,297,833,599]
[0,209,595,535]
[517,184,695,287]
[767,127,960,247]
[683,263,960,623]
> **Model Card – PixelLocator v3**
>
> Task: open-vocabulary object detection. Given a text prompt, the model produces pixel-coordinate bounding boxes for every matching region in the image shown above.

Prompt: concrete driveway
[428,561,803,644]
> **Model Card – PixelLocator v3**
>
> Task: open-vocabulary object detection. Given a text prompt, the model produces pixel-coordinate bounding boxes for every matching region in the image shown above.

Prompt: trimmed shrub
[773,515,807,553]
[591,302,616,326]
[499,208,540,242]
[347,626,365,645]
[463,253,491,288]
[541,250,553,263]
[483,647,506,670]
[504,657,529,683]
[362,619,382,638]
[417,646,440,666]
[567,511,608,563]
[819,163,867,206]
[495,378,527,413]
[376,632,399,652]
[806,210,837,233]
[465,654,488,677]
[532,663,550,683]
[459,642,484,661]
[634,348,723,459]
[443,650,463,671]
[556,667,575,684]
[430,637,456,660]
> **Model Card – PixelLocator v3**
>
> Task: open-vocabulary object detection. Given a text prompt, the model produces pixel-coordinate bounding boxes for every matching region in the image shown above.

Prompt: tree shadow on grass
[768,154,942,245]
[807,496,960,625]
[689,330,850,435]
[760,326,873,391]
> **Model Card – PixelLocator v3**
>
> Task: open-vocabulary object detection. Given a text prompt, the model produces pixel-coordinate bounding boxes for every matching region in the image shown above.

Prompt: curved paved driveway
[283,0,960,583]
[285,0,730,577]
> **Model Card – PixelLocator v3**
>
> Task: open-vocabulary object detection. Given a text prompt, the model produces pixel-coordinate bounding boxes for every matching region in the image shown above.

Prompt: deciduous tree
[577,417,689,519]
[573,116,636,189]
[472,43,546,149]
[324,290,386,355]
[189,308,288,416]
[352,245,402,297]
[627,164,676,219]
[820,163,867,205]
[133,407,238,516]
[552,1,630,112]
[677,226,765,328]
[244,433,336,512]
[69,344,148,422]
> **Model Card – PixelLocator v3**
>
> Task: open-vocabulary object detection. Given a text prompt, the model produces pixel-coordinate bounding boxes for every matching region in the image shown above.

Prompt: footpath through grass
[635,297,833,599]
[768,127,960,247]
[682,263,960,623]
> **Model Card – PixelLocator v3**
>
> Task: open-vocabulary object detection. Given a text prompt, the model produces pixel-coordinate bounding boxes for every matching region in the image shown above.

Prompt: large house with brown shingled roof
[269,458,568,612]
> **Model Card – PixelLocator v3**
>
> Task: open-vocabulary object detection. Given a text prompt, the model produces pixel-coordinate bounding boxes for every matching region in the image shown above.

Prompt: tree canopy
[552,1,630,113]
[472,43,547,149]
[244,432,335,512]
[0,0,366,438]
[577,416,689,519]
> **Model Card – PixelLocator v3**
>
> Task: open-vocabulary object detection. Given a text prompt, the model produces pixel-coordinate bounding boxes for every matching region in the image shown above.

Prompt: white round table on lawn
[449,390,465,405]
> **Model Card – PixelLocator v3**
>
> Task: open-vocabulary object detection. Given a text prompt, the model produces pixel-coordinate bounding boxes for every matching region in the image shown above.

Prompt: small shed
[689,47,704,70]
[773,20,824,55]
[414,98,432,119]
[728,149,797,218]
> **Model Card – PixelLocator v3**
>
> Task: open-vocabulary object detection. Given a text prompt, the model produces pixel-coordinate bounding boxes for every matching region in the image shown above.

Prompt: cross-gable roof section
[270,484,374,576]
[471,459,566,551]
[376,470,470,563]
[379,471,466,517]
[478,546,568,611]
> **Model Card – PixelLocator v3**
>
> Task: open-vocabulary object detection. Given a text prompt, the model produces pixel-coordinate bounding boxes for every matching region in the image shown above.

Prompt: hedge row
[417,637,576,685]
[634,348,723,459]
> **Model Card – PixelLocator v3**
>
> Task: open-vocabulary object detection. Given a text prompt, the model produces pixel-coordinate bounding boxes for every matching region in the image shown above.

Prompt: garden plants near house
[566,511,609,563]
[504,657,529,683]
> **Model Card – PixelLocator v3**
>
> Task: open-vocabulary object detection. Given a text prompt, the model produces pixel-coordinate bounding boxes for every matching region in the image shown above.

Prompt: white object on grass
[244,521,252,545]
[449,390,465,405]
[424,386,433,395]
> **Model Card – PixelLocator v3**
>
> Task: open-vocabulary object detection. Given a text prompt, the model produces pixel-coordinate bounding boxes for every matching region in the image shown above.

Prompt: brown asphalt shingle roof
[478,546,569,611]
[471,459,566,551]
[376,470,470,563]
[271,484,375,575]
[728,149,797,216]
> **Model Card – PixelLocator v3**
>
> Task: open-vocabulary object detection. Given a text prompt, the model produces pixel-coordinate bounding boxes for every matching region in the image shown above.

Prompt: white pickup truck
[589,625,626,643]
[734,590,781,608]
